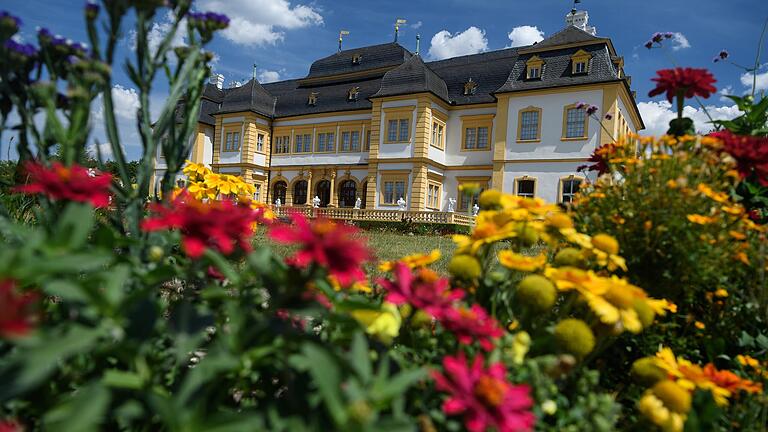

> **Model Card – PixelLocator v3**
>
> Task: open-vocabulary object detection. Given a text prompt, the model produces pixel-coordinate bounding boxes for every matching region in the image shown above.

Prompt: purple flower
[604,113,613,120]
[717,49,729,62]
[644,40,654,49]
[586,105,599,115]
[188,11,230,30]
[663,32,674,39]
[4,39,38,58]
[652,32,664,43]
[85,2,100,20]
[575,101,587,110]
[0,10,22,28]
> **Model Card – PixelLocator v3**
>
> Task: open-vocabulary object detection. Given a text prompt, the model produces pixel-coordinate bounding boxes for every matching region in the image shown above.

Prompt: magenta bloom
[269,213,371,285]
[648,68,717,102]
[432,353,535,432]
[14,161,112,207]
[377,262,463,318]
[0,279,39,339]
[710,130,768,186]
[439,304,503,351]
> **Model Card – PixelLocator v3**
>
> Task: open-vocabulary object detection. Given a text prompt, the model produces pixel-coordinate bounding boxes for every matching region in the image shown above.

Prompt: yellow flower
[447,254,482,280]
[694,321,705,330]
[509,331,531,365]
[734,252,750,265]
[187,180,217,200]
[183,161,212,181]
[498,251,547,272]
[714,288,728,298]
[453,210,518,254]
[736,355,761,369]
[637,383,688,432]
[350,302,401,344]
[721,205,744,216]
[697,183,729,203]
[379,249,441,272]
[687,214,716,225]
[591,233,619,255]
[728,230,746,240]
[515,275,557,312]
[541,400,557,416]
[328,274,372,293]
[204,173,236,195]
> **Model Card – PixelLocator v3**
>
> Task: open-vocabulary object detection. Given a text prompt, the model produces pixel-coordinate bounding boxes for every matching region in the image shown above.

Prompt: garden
[1,2,768,431]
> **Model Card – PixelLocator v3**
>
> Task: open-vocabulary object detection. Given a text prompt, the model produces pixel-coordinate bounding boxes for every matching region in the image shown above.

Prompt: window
[463,78,478,95]
[515,178,536,198]
[223,131,241,152]
[570,49,591,75]
[526,55,544,80]
[563,106,587,139]
[347,86,360,101]
[274,135,290,154]
[518,108,541,141]
[352,53,363,64]
[340,130,361,152]
[294,133,312,153]
[364,130,371,151]
[574,61,586,74]
[308,92,318,106]
[384,110,412,143]
[273,181,287,204]
[431,120,445,149]
[380,174,408,205]
[427,181,441,209]
[528,67,540,78]
[560,177,583,203]
[461,115,492,151]
[254,184,262,202]
[293,180,308,205]
[316,132,335,152]
[457,179,489,211]
[257,133,265,152]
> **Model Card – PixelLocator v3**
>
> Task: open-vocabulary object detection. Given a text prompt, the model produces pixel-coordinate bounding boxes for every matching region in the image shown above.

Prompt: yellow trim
[430,116,446,150]
[383,108,413,144]
[314,127,337,154]
[492,157,589,164]
[379,172,410,206]
[292,128,314,153]
[461,114,493,151]
[513,175,538,198]
[338,123,364,153]
[561,103,589,140]
[426,180,442,210]
[516,106,542,143]
[526,55,544,79]
[221,125,243,153]
[570,49,591,75]
[557,174,585,204]
[492,95,510,190]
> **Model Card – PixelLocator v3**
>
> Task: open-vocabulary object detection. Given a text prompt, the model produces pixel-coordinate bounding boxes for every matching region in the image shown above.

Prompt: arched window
[316,180,331,207]
[339,180,357,208]
[293,180,308,205]
[273,181,287,205]
[361,182,368,209]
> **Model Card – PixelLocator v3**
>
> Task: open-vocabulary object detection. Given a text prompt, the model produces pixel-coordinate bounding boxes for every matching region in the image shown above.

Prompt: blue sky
[2,0,768,160]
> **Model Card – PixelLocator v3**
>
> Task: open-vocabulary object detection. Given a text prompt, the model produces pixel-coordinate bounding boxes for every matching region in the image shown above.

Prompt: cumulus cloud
[197,0,323,46]
[638,101,742,136]
[257,69,282,83]
[507,25,544,48]
[740,69,768,92]
[129,12,187,56]
[671,32,690,51]
[428,27,488,60]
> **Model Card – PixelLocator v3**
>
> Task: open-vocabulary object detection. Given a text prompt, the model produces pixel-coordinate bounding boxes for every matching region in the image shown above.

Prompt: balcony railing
[272,206,476,227]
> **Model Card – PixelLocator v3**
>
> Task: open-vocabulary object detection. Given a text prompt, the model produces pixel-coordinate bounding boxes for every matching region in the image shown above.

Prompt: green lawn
[253,227,457,276]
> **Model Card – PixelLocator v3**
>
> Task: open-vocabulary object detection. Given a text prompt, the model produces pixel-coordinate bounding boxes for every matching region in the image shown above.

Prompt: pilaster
[491,94,510,190]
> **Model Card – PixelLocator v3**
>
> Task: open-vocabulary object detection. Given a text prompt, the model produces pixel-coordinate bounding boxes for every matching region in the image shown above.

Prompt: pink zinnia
[14,161,112,207]
[377,262,463,318]
[269,213,371,286]
[439,304,503,351]
[142,193,259,258]
[432,353,535,432]
[710,130,768,186]
[648,67,717,102]
[0,420,22,432]
[0,279,39,339]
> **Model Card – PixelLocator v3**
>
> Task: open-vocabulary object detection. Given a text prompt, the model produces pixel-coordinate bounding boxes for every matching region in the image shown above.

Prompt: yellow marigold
[187,180,217,200]
[632,357,668,386]
[687,214,716,225]
[714,288,728,298]
[697,183,729,203]
[644,220,654,231]
[453,211,518,254]
[350,302,401,344]
[721,205,744,216]
[328,274,372,293]
[637,391,686,432]
[183,161,212,181]
[653,380,692,414]
[734,252,750,265]
[379,249,441,272]
[736,355,761,369]
[666,179,678,189]
[498,251,547,272]
[694,321,706,330]
[591,233,619,255]
[728,230,747,240]
[546,212,574,230]
[654,347,731,406]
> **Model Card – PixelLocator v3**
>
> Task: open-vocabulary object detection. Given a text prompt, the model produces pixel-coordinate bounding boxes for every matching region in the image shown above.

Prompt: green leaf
[102,263,130,306]
[350,331,372,384]
[43,279,90,303]
[52,202,95,249]
[756,333,768,350]
[43,382,111,432]
[300,343,347,426]
[204,249,241,284]
[371,367,426,403]
[103,369,144,390]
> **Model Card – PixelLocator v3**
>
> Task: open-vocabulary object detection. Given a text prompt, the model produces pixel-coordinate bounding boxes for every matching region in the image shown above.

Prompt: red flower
[439,304,504,351]
[14,161,112,207]
[710,130,768,186]
[648,68,717,102]
[268,213,371,285]
[142,193,259,258]
[0,279,39,339]
[377,262,463,318]
[0,420,22,432]
[578,143,617,175]
[432,353,535,432]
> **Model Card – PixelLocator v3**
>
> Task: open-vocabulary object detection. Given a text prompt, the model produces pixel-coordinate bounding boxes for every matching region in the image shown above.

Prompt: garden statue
[312,195,321,208]
[397,197,406,211]
[472,203,480,216]
[274,198,281,207]
[447,197,456,212]
[354,197,362,209]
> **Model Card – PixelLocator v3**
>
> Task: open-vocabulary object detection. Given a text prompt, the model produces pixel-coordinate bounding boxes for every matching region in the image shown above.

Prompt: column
[306,169,313,207]
[329,169,338,208]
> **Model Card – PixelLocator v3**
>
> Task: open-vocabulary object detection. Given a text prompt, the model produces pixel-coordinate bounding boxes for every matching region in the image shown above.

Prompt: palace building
[152,9,644,211]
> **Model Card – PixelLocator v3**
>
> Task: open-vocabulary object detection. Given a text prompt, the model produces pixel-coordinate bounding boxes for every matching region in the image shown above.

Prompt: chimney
[209,73,224,90]
[565,9,596,36]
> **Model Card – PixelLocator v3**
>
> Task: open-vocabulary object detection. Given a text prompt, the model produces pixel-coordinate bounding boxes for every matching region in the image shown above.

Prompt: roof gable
[372,55,449,102]
[304,42,413,81]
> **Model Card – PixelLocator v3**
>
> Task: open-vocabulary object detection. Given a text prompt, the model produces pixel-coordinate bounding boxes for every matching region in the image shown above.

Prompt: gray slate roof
[194,26,633,122]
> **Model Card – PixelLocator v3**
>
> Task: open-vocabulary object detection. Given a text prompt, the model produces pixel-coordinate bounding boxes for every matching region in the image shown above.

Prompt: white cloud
[719,85,735,103]
[411,21,423,30]
[129,12,187,56]
[428,27,488,60]
[638,101,742,136]
[740,70,768,92]
[257,69,282,83]
[506,25,544,48]
[671,32,690,51]
[197,0,323,46]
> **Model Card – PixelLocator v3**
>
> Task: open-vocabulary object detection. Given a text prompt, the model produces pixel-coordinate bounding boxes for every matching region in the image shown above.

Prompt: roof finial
[338,30,349,52]
[415,34,421,55]
[571,0,581,13]
[394,18,407,42]
[252,63,257,81]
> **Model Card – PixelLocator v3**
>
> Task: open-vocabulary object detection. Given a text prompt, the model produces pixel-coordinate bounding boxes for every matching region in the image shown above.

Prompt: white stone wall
[501,161,595,203]
[443,106,496,167]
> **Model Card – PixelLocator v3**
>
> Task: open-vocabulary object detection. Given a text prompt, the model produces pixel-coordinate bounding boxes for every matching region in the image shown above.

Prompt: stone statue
[274,198,281,207]
[472,203,480,216]
[396,196,406,211]
[354,197,362,209]
[447,198,456,213]
[312,195,321,208]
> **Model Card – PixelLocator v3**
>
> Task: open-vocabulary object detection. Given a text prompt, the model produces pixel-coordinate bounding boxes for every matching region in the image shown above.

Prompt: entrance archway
[293,180,308,205]
[316,180,331,207]
[339,180,357,208]
[272,181,287,205]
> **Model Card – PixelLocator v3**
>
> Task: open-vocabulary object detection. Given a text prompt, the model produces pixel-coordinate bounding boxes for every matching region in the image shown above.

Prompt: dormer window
[525,55,544,80]
[352,53,363,64]
[570,49,591,75]
[463,78,478,95]
[347,86,360,101]
[308,92,319,106]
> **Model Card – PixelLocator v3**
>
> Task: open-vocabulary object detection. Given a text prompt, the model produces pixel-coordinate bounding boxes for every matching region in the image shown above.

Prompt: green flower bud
[516,275,557,312]
[554,319,595,358]
[148,246,164,262]
[478,189,502,210]
[554,247,586,268]
[631,357,666,386]
[515,224,539,246]
[448,254,482,281]
[652,380,691,414]
[633,300,656,329]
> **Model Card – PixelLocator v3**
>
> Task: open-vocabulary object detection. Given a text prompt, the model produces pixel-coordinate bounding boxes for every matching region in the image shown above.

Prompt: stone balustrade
[272,206,476,227]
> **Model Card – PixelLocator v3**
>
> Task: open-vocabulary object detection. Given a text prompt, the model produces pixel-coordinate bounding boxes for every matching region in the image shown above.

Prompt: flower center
[604,286,636,309]
[458,307,477,321]
[312,220,336,236]
[474,375,507,407]
[55,166,72,181]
